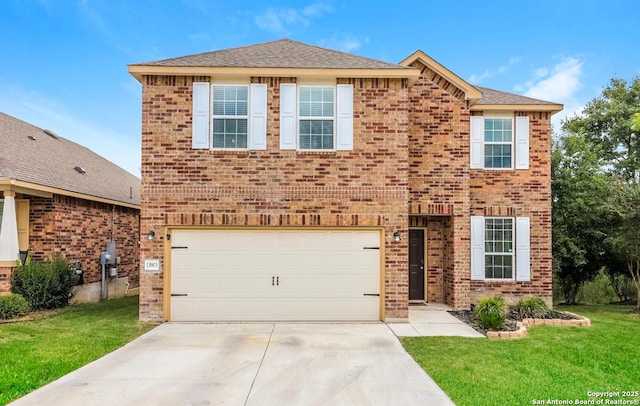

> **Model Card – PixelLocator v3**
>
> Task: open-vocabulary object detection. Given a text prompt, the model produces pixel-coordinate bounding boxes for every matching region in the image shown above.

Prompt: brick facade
[0,191,139,294]
[137,55,554,320]
[139,75,410,321]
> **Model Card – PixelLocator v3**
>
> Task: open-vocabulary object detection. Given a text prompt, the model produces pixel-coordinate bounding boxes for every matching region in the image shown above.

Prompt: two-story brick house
[129,39,561,322]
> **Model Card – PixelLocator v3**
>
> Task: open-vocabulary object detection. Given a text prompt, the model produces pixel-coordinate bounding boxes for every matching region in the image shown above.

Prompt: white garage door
[170,229,381,321]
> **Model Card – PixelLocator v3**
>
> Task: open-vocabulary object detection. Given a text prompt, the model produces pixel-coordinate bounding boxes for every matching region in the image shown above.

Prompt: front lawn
[0,296,155,405]
[402,305,640,406]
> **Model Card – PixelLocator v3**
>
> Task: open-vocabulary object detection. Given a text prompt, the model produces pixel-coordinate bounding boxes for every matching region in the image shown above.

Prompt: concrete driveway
[11,323,454,406]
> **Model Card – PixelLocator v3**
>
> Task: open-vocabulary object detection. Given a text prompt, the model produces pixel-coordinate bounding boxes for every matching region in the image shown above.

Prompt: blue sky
[1,0,639,176]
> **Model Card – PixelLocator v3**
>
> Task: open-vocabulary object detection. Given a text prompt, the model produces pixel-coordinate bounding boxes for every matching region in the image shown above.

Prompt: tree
[552,133,610,303]
[604,181,640,311]
[563,76,640,181]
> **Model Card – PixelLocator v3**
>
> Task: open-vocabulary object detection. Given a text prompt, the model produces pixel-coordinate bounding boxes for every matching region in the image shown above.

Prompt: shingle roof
[133,38,411,70]
[475,86,559,106]
[0,112,140,206]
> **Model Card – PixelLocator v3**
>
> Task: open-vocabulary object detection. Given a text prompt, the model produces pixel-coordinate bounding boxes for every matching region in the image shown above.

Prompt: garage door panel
[170,229,381,321]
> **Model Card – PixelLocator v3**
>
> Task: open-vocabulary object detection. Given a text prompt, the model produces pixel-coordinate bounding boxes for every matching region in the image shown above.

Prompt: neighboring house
[0,112,141,300]
[128,39,561,322]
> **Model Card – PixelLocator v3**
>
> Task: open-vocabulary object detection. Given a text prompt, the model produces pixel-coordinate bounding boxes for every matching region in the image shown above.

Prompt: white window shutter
[516,217,531,282]
[470,116,484,169]
[470,216,485,281]
[336,84,354,150]
[0,196,19,261]
[249,83,268,150]
[279,83,297,149]
[192,82,210,149]
[515,116,530,169]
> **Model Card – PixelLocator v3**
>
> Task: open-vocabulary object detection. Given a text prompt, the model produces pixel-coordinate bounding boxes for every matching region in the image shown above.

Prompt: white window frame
[211,84,249,150]
[483,217,514,280]
[471,216,531,282]
[483,117,514,170]
[192,82,267,151]
[470,115,529,170]
[297,85,336,151]
[279,83,353,151]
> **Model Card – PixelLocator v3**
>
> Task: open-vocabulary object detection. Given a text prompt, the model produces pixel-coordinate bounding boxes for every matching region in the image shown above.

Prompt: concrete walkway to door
[10,323,455,406]
[387,304,486,338]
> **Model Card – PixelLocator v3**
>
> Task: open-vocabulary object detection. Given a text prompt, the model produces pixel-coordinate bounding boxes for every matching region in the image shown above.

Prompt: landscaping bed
[449,306,585,337]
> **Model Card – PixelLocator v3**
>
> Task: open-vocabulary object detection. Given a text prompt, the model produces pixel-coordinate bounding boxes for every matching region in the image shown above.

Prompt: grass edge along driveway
[402,305,640,406]
[0,296,155,405]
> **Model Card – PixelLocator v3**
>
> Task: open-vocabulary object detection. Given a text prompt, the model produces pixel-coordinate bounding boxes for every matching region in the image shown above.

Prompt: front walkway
[387,303,485,338]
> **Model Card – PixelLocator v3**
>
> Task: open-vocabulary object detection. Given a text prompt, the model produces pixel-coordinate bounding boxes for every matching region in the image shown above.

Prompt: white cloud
[254,2,333,35]
[0,83,141,176]
[318,35,368,52]
[468,56,521,84]
[516,57,585,131]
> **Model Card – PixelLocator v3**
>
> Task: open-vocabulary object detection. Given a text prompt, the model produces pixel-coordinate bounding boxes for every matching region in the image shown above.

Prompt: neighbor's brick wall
[139,75,410,322]
[27,194,140,287]
[469,111,553,305]
[407,60,472,309]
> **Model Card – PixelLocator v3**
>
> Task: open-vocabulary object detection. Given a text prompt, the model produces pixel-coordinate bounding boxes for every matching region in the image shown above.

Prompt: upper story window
[212,86,248,149]
[470,115,530,170]
[483,118,512,169]
[280,83,353,151]
[192,82,267,150]
[299,86,335,150]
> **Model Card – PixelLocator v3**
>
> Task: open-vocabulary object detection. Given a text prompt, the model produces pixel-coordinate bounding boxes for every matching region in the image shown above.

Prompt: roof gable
[0,112,140,207]
[128,39,419,83]
[400,50,482,103]
[136,39,408,70]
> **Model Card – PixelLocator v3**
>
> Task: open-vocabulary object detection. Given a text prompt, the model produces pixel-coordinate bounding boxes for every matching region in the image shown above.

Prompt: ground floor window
[484,218,513,279]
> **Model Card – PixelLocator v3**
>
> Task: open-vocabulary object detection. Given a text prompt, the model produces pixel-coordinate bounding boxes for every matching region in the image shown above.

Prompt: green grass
[0,296,155,405]
[402,305,640,406]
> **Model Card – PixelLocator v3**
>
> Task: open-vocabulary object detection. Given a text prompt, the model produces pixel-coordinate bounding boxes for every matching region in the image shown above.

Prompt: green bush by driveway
[0,296,155,405]
[402,305,640,406]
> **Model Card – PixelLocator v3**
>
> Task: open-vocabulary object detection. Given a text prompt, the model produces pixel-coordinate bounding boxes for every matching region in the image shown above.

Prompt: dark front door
[409,229,425,301]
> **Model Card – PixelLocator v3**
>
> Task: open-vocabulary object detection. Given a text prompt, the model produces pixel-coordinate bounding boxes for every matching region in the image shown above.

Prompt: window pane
[213,118,247,148]
[212,86,248,118]
[299,119,334,150]
[485,144,512,168]
[299,87,333,117]
[485,118,512,143]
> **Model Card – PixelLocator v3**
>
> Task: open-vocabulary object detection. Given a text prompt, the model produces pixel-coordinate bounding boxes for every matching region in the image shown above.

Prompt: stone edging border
[486,312,591,339]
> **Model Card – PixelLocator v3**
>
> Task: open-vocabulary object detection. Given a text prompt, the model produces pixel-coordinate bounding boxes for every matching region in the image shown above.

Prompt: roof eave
[127,65,421,84]
[399,50,482,102]
[0,179,140,209]
[471,103,564,114]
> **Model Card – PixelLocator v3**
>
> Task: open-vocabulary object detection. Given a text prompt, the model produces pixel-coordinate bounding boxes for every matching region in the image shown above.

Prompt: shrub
[515,296,549,319]
[11,255,76,311]
[0,294,30,320]
[474,296,508,330]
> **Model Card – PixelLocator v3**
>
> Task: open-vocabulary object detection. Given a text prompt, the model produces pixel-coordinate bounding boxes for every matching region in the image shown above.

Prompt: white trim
[470,116,484,169]
[516,217,531,281]
[249,83,267,150]
[192,82,210,149]
[470,216,485,281]
[0,196,19,262]
[336,84,354,151]
[515,116,530,170]
[279,83,297,150]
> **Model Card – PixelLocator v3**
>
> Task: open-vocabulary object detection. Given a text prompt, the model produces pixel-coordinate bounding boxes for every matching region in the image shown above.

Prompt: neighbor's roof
[133,38,411,70]
[473,86,563,112]
[0,112,140,207]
